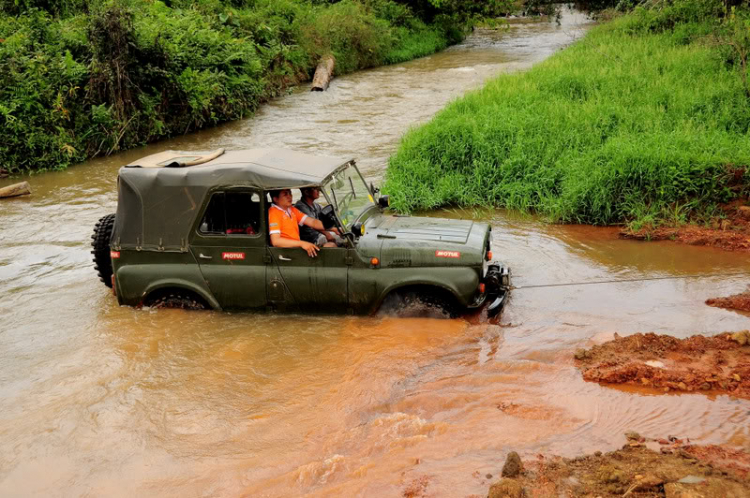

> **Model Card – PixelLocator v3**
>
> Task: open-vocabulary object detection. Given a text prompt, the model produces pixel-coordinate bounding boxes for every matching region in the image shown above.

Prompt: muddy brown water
[1,10,749,497]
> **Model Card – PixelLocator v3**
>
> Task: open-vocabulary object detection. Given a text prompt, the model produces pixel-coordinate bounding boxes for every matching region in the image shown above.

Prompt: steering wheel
[320,204,338,230]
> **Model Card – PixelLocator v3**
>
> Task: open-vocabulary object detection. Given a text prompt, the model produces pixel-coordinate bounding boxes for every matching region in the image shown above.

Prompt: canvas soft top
[112,148,354,252]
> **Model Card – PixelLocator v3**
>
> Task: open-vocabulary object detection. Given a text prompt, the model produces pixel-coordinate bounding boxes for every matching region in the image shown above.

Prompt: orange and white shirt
[268,204,308,241]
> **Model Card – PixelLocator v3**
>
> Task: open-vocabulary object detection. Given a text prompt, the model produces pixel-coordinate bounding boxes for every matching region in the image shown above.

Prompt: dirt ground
[621,201,750,251]
[487,437,750,497]
[706,290,750,313]
[573,332,750,400]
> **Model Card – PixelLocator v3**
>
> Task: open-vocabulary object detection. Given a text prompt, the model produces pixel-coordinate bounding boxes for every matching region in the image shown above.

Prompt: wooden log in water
[0,181,31,199]
[311,56,335,92]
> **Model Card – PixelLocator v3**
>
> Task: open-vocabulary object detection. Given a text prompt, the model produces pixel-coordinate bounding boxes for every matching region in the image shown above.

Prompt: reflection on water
[1,8,749,497]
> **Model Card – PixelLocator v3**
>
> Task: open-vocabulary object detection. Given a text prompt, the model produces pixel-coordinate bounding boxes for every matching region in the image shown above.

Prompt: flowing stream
[1,9,749,497]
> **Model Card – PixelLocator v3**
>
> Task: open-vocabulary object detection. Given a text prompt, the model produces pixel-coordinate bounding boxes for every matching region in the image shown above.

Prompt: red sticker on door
[435,250,460,258]
[222,252,245,260]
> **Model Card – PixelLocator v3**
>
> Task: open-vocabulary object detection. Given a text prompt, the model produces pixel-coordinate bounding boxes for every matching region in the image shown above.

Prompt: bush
[0,0,474,173]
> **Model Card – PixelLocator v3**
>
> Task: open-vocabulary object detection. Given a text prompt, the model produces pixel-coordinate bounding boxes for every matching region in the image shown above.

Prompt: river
[1,9,749,497]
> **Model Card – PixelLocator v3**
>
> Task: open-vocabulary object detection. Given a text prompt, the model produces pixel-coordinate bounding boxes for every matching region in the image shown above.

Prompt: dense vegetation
[0,0,511,173]
[385,0,750,228]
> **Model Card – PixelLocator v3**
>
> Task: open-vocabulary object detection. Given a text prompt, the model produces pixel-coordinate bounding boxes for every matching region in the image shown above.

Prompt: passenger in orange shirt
[268,189,336,257]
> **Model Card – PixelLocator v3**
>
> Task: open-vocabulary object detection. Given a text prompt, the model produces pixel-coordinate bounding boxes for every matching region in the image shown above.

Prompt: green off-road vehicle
[91,149,510,316]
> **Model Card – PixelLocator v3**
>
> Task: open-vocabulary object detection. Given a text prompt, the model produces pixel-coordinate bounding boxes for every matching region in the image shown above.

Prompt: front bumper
[483,264,511,317]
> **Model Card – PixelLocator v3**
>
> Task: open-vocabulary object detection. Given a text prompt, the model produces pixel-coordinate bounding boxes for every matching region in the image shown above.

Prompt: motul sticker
[435,250,460,258]
[110,251,120,259]
[222,252,245,260]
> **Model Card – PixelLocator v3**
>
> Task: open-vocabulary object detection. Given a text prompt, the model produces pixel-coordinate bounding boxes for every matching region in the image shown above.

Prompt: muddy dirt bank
[706,290,750,313]
[574,332,750,399]
[487,435,750,497]
[621,202,750,252]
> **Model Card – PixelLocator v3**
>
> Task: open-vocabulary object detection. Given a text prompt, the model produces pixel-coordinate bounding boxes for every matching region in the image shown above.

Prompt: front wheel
[378,288,459,319]
[91,213,115,288]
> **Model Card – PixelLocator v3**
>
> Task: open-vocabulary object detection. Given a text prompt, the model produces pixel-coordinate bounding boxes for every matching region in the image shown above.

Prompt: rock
[625,431,641,441]
[594,451,602,457]
[730,331,748,346]
[700,383,711,391]
[664,482,704,498]
[486,474,493,479]
[488,479,524,498]
[645,360,666,368]
[738,206,750,221]
[678,475,706,484]
[501,451,524,478]
[574,349,590,360]
[596,465,626,484]
[631,473,664,491]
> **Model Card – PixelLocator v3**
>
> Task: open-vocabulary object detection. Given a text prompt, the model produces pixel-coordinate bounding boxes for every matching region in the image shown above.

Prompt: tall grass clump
[384,0,750,227]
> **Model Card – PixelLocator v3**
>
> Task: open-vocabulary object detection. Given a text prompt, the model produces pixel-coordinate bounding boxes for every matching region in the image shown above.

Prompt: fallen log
[0,181,32,199]
[311,56,335,92]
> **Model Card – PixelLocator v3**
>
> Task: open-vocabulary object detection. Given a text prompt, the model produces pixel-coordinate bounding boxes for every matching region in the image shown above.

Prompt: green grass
[0,0,470,173]
[384,7,750,227]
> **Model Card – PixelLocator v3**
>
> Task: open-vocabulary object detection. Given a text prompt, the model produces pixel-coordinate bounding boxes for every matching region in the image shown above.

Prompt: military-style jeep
[91,149,510,316]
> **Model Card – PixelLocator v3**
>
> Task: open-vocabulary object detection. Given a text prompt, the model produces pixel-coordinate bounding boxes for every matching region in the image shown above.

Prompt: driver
[268,189,335,257]
[294,187,343,247]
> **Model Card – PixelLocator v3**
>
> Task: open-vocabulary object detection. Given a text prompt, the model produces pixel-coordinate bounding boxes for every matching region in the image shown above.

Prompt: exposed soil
[621,201,750,251]
[574,332,750,399]
[487,437,750,497]
[706,290,750,313]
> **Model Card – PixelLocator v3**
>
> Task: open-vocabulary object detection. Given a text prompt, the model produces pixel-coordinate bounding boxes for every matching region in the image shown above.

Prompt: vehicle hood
[370,215,474,243]
[356,214,489,268]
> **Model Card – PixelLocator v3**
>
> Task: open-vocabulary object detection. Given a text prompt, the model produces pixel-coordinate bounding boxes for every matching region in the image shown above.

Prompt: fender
[371,269,478,313]
[141,279,222,310]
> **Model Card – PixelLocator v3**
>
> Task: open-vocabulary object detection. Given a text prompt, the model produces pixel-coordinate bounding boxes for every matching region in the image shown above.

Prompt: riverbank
[487,438,750,497]
[0,0,501,174]
[385,0,750,235]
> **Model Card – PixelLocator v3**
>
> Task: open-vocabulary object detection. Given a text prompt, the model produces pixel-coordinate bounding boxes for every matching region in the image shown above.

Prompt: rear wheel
[144,290,208,310]
[91,213,115,288]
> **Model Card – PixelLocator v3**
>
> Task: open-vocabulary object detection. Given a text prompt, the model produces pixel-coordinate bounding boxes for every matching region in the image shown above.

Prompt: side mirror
[378,195,390,208]
[352,222,365,237]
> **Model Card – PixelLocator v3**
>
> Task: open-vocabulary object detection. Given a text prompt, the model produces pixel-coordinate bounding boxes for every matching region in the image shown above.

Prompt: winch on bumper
[482,264,512,317]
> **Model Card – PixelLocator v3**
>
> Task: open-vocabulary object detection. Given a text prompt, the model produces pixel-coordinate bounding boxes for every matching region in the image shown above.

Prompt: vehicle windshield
[322,164,375,228]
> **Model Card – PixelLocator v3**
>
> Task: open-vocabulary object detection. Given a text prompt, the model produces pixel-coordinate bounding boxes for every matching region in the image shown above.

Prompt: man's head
[300,186,321,203]
[270,189,293,208]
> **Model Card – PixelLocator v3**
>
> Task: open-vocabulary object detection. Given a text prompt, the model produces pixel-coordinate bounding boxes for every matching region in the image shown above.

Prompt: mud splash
[487,436,750,497]
[575,332,750,399]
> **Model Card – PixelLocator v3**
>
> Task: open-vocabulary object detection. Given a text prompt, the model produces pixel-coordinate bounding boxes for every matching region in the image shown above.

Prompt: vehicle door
[267,245,349,312]
[265,195,348,311]
[190,189,267,309]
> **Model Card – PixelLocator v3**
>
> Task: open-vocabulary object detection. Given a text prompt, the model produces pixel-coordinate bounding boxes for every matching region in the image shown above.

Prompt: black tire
[145,290,208,311]
[379,288,460,319]
[91,213,115,288]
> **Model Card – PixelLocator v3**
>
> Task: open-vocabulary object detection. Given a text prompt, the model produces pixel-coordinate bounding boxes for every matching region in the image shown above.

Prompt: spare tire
[91,213,115,288]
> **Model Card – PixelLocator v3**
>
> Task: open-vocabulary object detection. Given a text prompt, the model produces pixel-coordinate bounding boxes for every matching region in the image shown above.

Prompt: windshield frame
[320,162,377,230]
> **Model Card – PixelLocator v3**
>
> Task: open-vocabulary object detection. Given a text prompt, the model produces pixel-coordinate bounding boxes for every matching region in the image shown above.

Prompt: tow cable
[510,272,749,291]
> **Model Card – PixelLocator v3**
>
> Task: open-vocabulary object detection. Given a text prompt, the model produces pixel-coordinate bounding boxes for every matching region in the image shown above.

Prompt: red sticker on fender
[435,250,460,258]
[110,251,120,259]
[222,252,245,260]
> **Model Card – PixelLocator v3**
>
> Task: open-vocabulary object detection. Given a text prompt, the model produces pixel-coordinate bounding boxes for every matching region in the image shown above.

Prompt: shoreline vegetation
[0,0,513,174]
[385,0,750,234]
